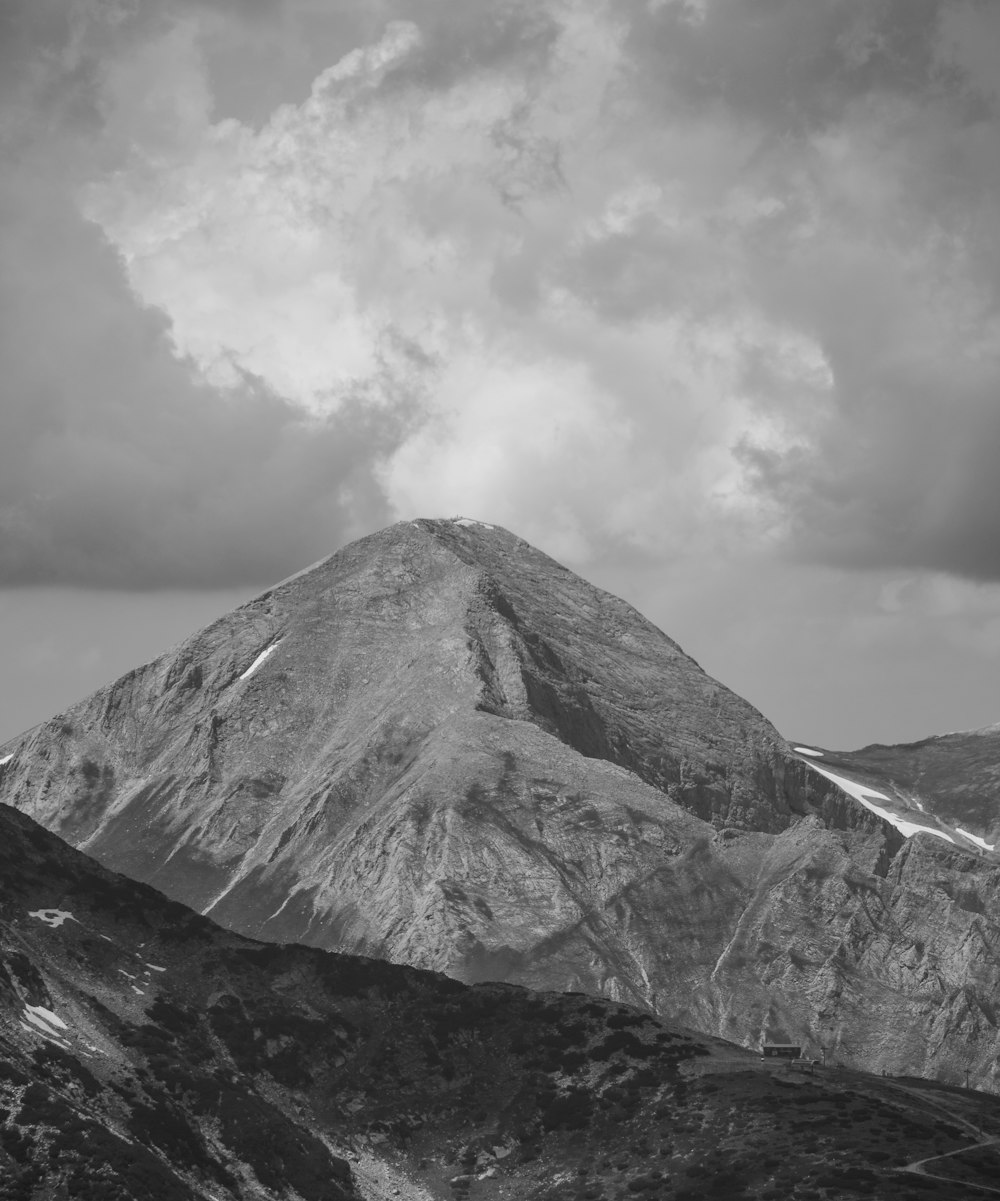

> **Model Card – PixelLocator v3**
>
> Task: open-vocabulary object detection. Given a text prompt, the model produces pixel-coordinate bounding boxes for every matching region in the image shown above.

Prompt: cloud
[72,2,802,570]
[0,156,397,587]
[735,56,1000,578]
[5,0,1000,588]
[625,0,947,130]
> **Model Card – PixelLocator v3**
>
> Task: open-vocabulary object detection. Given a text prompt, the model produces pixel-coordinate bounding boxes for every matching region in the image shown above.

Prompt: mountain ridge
[3,518,1000,1092]
[789,730,1000,854]
[0,518,826,918]
[6,797,999,1200]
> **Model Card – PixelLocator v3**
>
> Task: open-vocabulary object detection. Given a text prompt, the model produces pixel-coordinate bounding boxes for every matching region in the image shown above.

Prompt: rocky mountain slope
[2,519,1000,1091]
[3,799,1000,1201]
[789,732,1000,854]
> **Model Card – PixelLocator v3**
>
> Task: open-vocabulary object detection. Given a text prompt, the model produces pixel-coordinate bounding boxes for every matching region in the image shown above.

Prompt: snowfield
[800,760,956,844]
[454,517,496,530]
[955,827,996,852]
[24,1004,68,1032]
[22,1005,72,1048]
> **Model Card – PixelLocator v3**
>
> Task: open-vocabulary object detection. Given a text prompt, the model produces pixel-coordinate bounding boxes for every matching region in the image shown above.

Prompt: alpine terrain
[3,798,1000,1200]
[2,518,1000,1092]
[787,733,1000,854]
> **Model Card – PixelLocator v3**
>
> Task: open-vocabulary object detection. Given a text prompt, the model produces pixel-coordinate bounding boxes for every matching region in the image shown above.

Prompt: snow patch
[453,517,495,530]
[99,934,114,941]
[28,908,77,928]
[793,746,824,758]
[955,827,996,852]
[18,1019,68,1048]
[0,753,13,766]
[131,986,145,996]
[145,963,166,972]
[25,1004,68,1032]
[802,761,956,844]
[239,641,280,681]
[265,891,300,925]
[201,865,255,916]
[117,969,136,980]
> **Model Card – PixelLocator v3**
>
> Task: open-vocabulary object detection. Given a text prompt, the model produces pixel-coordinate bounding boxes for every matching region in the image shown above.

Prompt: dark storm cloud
[0,170,396,587]
[1,0,558,128]
[722,2,1000,582]
[613,0,1000,585]
[739,352,1000,582]
[0,0,414,588]
[7,0,1000,588]
[0,0,567,591]
[624,0,948,128]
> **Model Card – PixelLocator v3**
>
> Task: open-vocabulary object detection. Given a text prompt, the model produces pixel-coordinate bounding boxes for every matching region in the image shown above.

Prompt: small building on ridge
[761,1043,802,1059]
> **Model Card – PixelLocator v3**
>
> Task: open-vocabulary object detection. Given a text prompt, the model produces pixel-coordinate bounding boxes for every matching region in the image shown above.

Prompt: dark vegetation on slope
[2,803,1000,1200]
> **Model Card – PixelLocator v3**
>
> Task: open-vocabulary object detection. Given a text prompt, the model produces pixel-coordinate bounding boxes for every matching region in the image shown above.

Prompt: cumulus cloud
[0,155,397,587]
[0,2,411,588]
[71,1,807,570]
[5,0,1000,587]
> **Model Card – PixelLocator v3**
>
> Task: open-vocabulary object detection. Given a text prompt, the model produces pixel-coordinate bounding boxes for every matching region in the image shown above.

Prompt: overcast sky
[3,0,1000,750]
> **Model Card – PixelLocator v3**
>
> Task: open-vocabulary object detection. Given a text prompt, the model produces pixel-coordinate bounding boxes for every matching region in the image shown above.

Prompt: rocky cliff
[7,800,997,1201]
[789,730,1000,853]
[1,518,999,1092]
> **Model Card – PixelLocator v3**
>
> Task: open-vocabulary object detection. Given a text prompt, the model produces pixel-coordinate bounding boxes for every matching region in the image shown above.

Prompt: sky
[3,0,1000,750]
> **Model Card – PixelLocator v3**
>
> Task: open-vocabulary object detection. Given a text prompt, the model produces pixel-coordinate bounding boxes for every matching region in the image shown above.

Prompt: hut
[760,1043,802,1060]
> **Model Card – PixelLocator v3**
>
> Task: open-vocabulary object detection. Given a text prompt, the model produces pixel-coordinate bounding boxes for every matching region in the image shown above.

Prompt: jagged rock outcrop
[0,518,828,925]
[793,730,1000,851]
[6,801,995,1201]
[1,517,999,1091]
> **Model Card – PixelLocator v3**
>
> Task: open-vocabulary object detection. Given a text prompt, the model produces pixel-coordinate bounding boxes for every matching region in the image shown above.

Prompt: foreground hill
[3,519,1000,1090]
[3,800,1000,1201]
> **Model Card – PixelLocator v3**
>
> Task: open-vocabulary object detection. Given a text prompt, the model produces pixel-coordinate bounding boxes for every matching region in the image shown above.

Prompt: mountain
[3,798,1000,1201]
[789,733,1000,854]
[2,518,1000,1091]
[0,519,843,961]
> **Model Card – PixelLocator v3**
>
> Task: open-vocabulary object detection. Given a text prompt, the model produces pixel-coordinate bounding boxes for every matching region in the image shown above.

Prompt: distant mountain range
[2,518,999,1096]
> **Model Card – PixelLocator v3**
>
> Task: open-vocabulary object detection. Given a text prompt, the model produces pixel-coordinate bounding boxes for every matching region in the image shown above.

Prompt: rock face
[0,519,825,933]
[6,801,996,1201]
[790,731,1000,852]
[2,517,1000,1091]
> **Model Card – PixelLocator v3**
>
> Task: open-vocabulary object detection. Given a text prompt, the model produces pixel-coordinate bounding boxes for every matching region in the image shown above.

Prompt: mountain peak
[5,520,1000,1089]
[0,518,818,941]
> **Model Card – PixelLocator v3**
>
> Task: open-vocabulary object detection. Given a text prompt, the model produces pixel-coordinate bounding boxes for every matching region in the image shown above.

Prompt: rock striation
[6,799,997,1200]
[790,730,1000,853]
[2,518,1000,1091]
